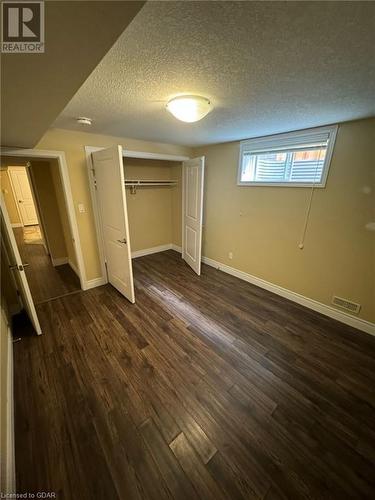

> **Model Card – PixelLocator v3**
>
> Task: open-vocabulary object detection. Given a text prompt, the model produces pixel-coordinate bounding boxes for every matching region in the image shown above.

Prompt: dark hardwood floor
[13,250,375,499]
[13,226,80,304]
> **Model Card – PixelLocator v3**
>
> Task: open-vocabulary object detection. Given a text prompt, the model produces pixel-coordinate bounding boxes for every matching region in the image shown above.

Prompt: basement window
[238,125,338,187]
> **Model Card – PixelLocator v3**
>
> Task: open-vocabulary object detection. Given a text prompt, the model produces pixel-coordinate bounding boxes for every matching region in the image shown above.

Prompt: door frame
[0,148,86,289]
[85,145,190,285]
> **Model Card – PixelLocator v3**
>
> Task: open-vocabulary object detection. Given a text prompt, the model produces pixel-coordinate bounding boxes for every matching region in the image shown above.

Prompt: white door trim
[1,148,86,289]
[85,145,190,286]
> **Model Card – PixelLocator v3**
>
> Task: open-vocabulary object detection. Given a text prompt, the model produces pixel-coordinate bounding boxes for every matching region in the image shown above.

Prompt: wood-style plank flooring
[14,250,375,499]
[13,226,80,304]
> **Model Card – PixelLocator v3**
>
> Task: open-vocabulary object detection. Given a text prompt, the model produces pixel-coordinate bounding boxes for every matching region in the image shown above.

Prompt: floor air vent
[332,296,361,314]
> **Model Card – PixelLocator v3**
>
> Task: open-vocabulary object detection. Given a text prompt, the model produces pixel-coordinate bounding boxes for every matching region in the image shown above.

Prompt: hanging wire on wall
[298,148,323,250]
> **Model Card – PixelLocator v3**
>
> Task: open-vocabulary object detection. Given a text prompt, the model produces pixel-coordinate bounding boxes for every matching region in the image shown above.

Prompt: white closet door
[1,194,42,335]
[9,167,38,226]
[182,157,205,275]
[92,146,135,303]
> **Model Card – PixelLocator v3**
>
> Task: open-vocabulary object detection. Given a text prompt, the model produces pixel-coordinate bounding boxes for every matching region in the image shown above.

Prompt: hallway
[13,225,80,304]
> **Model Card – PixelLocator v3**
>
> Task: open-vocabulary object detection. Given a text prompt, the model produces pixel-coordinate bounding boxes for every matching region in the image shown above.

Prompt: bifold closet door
[182,156,205,275]
[92,146,135,303]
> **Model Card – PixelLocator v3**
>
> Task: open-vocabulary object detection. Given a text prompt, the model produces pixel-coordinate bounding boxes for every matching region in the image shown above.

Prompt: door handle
[18,200,23,203]
[9,263,29,271]
[117,238,127,244]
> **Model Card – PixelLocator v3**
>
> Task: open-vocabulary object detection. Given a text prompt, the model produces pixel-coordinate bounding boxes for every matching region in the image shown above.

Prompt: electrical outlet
[78,203,85,213]
[228,252,233,260]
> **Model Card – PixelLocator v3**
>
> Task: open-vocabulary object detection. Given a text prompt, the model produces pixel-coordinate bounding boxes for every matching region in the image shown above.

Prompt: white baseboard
[132,243,182,258]
[68,260,79,277]
[11,223,22,228]
[51,256,68,267]
[81,244,181,291]
[202,256,375,336]
[4,326,16,494]
[132,244,174,259]
[82,276,107,290]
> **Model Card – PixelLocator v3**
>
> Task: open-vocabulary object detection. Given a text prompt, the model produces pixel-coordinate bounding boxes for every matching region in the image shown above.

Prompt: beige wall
[194,118,375,323]
[31,161,68,261]
[35,121,374,323]
[0,169,21,226]
[36,128,192,280]
[125,158,182,251]
[50,160,77,268]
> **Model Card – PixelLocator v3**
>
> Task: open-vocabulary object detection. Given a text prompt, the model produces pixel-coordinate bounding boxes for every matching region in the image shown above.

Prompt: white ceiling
[54,1,375,147]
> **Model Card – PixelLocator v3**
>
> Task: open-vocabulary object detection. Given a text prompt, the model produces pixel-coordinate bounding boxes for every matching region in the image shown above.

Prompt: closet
[89,146,204,303]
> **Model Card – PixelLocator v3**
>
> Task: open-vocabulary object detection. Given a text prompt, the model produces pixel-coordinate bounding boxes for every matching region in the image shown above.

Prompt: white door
[0,194,42,335]
[182,157,205,275]
[92,146,135,303]
[9,166,38,226]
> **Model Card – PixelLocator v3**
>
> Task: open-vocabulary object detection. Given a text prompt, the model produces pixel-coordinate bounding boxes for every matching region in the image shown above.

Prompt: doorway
[1,150,85,335]
[2,157,81,305]
[87,145,205,304]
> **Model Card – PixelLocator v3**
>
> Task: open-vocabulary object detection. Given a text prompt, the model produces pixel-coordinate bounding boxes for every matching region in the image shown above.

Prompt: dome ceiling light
[166,95,212,123]
[76,117,92,126]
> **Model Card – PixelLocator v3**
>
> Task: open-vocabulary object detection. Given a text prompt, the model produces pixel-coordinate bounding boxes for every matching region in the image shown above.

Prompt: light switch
[78,203,85,213]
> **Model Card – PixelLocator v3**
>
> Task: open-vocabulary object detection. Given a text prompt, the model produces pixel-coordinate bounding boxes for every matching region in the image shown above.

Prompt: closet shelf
[124,179,177,187]
[124,179,178,194]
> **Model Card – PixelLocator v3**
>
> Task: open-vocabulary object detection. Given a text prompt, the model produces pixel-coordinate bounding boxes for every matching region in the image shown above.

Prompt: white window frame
[237,124,338,188]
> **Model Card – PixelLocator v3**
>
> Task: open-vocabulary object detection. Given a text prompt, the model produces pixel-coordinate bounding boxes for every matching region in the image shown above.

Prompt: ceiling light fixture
[166,95,212,123]
[76,117,92,126]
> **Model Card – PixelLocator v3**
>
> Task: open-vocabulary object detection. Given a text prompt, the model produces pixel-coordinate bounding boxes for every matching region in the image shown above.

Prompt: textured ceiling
[54,1,375,146]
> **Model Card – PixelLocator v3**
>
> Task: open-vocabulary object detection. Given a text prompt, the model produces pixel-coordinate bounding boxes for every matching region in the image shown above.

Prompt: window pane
[241,147,327,184]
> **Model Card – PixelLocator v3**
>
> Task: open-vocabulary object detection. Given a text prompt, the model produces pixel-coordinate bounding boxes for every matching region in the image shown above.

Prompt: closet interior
[124,157,182,255]
[90,145,204,304]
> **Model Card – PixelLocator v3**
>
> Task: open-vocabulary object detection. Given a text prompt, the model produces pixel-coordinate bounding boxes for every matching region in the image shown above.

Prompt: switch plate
[78,203,85,213]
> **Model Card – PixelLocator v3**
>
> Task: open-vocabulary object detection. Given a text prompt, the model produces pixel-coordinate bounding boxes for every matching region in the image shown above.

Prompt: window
[238,125,338,187]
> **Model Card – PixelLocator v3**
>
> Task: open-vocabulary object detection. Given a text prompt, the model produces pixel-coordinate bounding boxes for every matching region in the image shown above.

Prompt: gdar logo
[1,1,45,53]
